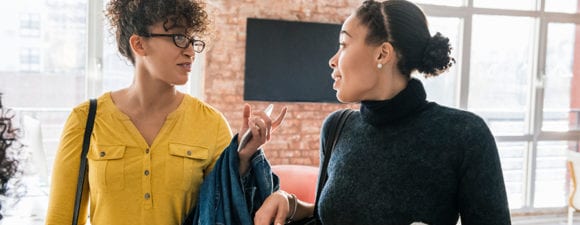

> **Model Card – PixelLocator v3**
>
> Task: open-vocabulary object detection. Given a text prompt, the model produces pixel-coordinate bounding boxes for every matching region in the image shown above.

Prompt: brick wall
[202,0,361,165]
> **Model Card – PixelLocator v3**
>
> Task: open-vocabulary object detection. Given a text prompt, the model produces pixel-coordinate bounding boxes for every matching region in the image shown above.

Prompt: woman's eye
[175,35,187,42]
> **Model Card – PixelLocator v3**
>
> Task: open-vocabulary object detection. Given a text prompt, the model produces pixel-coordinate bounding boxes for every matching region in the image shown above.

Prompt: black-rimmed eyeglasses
[143,33,206,53]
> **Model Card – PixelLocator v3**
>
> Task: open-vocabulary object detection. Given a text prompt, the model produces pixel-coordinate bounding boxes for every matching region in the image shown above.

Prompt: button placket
[142,147,153,208]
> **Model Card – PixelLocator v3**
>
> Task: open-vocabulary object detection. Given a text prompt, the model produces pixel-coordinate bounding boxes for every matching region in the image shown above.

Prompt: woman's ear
[130,34,146,57]
[376,42,394,65]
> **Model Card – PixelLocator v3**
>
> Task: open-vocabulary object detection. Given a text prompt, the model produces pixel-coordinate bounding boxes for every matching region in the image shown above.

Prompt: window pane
[16,110,70,178]
[534,141,574,208]
[0,1,88,223]
[545,0,579,13]
[0,0,87,108]
[474,0,536,11]
[469,16,535,135]
[414,0,464,7]
[497,142,526,209]
[102,25,134,92]
[19,13,41,37]
[102,0,133,93]
[543,23,580,132]
[1,2,85,217]
[414,17,462,107]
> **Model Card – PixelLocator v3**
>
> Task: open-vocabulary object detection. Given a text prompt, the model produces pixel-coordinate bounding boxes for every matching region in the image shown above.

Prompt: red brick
[203,0,367,166]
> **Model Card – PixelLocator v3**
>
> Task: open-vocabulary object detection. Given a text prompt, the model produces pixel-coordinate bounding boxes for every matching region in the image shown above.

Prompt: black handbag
[287,109,354,225]
[72,99,97,225]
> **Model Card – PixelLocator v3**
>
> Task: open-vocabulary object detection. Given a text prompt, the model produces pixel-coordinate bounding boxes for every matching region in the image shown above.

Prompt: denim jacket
[184,135,279,225]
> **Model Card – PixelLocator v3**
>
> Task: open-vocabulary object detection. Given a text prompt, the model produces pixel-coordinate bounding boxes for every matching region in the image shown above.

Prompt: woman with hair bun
[255,0,511,225]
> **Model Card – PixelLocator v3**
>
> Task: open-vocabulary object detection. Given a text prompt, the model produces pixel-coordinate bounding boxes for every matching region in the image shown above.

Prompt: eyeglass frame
[143,33,206,53]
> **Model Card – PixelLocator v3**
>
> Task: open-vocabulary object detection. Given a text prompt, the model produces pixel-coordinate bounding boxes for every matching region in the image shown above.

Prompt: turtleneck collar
[360,78,429,126]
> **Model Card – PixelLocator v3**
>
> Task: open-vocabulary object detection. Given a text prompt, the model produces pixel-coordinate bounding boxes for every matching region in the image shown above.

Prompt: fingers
[248,105,287,140]
[254,208,275,225]
[273,191,291,225]
[242,103,251,129]
[255,106,288,139]
[253,111,272,140]
[250,117,267,142]
[239,104,287,150]
[254,191,290,225]
[254,194,277,225]
[273,206,288,225]
[271,106,288,131]
[238,104,252,143]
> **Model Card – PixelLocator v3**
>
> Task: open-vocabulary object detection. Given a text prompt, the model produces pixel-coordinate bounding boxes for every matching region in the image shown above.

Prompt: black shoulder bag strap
[72,99,97,225]
[313,109,354,222]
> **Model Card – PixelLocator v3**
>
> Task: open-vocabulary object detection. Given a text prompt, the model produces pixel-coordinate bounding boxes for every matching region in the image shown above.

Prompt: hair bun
[418,32,455,77]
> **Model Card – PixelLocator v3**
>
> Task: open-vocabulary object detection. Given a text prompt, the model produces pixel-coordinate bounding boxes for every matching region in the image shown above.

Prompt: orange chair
[272,164,319,203]
[568,151,580,225]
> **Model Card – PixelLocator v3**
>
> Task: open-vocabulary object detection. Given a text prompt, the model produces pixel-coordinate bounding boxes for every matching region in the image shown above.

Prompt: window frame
[420,0,580,212]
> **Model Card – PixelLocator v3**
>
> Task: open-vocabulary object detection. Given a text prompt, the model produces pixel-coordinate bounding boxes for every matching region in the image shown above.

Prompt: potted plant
[0,93,22,220]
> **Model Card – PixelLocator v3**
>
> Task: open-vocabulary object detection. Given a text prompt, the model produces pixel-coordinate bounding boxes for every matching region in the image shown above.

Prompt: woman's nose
[328,52,338,69]
[184,48,195,59]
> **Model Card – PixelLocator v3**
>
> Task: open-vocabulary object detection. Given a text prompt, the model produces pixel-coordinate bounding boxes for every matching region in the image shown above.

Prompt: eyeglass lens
[174,35,204,52]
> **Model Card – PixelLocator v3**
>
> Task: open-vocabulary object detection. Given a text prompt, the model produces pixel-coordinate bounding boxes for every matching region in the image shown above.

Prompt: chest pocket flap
[169,143,209,160]
[88,145,126,160]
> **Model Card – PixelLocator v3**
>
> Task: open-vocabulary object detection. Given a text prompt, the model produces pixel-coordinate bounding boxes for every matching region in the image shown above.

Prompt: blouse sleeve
[45,105,91,225]
[204,113,232,177]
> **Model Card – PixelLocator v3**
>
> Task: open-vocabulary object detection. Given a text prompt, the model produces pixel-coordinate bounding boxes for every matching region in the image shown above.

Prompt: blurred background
[0,0,579,224]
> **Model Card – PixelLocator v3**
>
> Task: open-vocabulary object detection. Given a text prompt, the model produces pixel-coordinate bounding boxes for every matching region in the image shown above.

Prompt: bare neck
[112,69,184,116]
[366,64,409,101]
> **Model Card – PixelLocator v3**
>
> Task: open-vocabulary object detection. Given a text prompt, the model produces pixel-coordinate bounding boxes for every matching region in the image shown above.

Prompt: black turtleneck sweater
[317,79,511,225]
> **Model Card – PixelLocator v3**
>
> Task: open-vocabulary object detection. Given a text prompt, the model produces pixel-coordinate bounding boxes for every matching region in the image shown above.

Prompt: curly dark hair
[356,0,455,77]
[105,0,210,64]
[0,94,22,220]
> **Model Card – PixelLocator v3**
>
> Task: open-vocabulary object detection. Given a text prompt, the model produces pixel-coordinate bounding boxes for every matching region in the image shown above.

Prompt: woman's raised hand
[237,104,287,171]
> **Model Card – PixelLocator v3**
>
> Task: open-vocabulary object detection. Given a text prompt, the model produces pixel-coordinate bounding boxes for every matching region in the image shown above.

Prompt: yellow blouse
[45,93,232,225]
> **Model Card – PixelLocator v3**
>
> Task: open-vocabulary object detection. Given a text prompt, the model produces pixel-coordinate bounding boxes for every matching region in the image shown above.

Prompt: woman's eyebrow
[340,30,352,38]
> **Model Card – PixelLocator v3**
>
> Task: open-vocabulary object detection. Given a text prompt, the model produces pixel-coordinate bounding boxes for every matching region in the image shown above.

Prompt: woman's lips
[333,76,342,90]
[178,63,192,72]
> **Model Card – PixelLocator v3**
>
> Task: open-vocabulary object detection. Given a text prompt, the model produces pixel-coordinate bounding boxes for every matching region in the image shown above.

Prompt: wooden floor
[2,177,578,225]
[511,214,578,225]
[5,197,579,225]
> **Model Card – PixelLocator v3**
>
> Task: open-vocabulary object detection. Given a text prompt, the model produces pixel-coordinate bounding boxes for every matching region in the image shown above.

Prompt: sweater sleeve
[457,115,511,225]
[45,105,90,225]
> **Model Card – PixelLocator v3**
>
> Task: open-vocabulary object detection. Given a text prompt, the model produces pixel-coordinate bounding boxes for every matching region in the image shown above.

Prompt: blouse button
[144,170,150,176]
[187,150,192,156]
[144,193,151,200]
[145,148,150,154]
[99,151,106,157]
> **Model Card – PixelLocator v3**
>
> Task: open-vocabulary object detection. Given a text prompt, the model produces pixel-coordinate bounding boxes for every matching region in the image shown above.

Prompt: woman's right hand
[254,190,292,225]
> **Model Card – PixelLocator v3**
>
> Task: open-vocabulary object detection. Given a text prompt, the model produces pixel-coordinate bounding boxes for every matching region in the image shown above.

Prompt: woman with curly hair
[0,94,21,221]
[45,1,285,225]
[255,1,511,225]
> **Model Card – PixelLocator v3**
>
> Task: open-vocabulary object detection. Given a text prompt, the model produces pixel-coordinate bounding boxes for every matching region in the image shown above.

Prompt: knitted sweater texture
[317,79,511,225]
